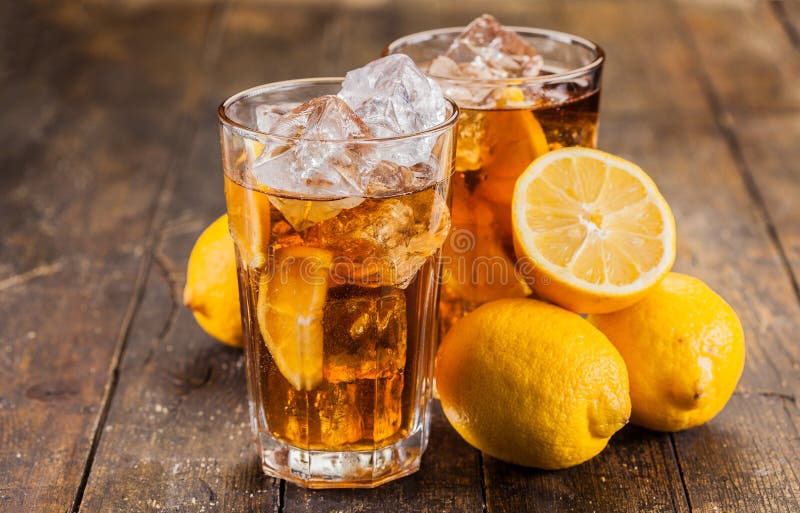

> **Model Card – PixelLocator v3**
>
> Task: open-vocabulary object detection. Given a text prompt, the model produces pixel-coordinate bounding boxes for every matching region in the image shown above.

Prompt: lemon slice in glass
[257,246,332,390]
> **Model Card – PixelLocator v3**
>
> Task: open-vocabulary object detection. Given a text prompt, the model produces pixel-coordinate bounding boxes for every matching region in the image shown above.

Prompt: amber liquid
[439,89,600,336]
[224,174,447,451]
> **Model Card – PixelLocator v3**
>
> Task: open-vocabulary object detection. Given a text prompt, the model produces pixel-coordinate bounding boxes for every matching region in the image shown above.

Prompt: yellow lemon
[512,147,676,313]
[257,246,332,391]
[435,298,631,469]
[183,214,242,348]
[588,272,745,432]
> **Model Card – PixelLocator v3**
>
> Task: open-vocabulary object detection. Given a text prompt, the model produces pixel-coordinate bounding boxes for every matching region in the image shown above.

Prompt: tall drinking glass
[386,28,604,338]
[218,79,457,488]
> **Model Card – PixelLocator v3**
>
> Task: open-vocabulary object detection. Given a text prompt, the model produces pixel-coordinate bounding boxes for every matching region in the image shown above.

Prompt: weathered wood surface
[773,0,800,49]
[0,2,215,512]
[1,1,798,512]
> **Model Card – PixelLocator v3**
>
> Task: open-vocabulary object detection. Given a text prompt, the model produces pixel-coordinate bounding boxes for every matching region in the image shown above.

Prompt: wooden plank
[673,394,800,512]
[556,0,711,117]
[283,404,484,513]
[76,45,285,512]
[78,216,279,512]
[0,3,215,512]
[0,2,40,83]
[484,426,690,513]
[729,113,800,294]
[204,0,344,101]
[676,0,800,113]
[770,0,800,49]
[674,0,800,394]
[677,0,800,337]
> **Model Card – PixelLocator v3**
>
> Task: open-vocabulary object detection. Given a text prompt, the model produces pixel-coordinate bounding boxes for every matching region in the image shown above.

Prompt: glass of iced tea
[386,16,604,338]
[218,73,457,488]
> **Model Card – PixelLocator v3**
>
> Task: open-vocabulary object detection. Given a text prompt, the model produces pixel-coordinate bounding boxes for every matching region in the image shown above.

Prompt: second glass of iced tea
[387,25,604,337]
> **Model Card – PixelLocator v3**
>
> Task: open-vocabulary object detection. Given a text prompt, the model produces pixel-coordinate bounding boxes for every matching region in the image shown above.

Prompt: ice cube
[338,54,447,167]
[269,95,372,140]
[309,188,450,288]
[316,382,364,446]
[255,102,299,132]
[429,54,502,80]
[363,160,438,197]
[324,287,407,442]
[368,372,403,441]
[339,54,447,137]
[444,14,543,78]
[322,288,408,383]
[453,109,487,172]
[252,95,374,197]
[426,56,498,108]
[266,386,309,445]
[268,196,364,232]
[314,375,403,446]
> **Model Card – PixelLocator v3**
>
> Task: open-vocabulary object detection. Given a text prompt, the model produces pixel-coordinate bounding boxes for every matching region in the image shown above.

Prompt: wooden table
[2,0,799,511]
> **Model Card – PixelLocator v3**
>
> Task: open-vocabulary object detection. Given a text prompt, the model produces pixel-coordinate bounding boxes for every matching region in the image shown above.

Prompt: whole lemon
[435,298,631,469]
[183,214,242,348]
[588,272,745,432]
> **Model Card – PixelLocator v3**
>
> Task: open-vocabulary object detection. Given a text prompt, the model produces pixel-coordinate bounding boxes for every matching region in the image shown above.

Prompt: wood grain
[772,0,800,48]
[675,0,800,327]
[77,125,282,511]
[0,2,214,512]
[676,0,800,113]
[484,426,690,513]
[673,394,800,513]
[2,1,800,512]
[556,0,711,118]
[731,113,800,288]
[672,0,800,397]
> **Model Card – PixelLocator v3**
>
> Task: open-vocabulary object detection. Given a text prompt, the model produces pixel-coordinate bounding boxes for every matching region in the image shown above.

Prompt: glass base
[258,427,426,489]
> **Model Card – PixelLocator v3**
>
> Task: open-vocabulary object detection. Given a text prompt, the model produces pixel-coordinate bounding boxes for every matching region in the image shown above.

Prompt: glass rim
[218,77,460,144]
[386,26,605,86]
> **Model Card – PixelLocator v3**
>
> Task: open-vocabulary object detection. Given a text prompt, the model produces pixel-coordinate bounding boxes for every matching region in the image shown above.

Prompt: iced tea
[387,23,604,336]
[225,176,449,450]
[218,74,457,488]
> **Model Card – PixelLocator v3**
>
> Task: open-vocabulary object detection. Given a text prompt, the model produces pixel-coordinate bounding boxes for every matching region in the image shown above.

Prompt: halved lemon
[512,147,676,313]
[257,246,332,390]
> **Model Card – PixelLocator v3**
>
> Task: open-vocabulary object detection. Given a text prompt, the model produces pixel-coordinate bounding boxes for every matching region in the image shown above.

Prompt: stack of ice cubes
[427,14,545,108]
[250,54,448,198]
[428,14,543,80]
